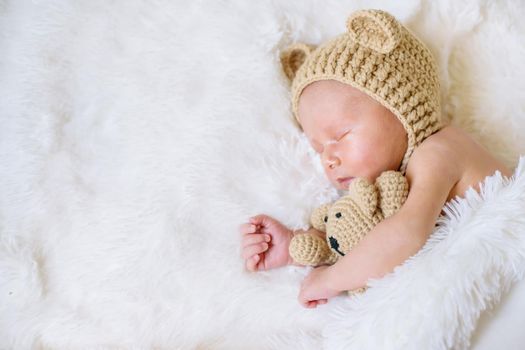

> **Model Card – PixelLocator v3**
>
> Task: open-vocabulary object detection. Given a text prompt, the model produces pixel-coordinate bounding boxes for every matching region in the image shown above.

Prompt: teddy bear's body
[289,170,409,294]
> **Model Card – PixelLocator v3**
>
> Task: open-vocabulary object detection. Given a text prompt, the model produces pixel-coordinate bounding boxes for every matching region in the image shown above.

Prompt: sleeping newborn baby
[239,9,512,308]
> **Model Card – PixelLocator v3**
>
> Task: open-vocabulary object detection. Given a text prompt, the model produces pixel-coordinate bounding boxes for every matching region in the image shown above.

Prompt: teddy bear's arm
[375,170,409,218]
[289,232,338,266]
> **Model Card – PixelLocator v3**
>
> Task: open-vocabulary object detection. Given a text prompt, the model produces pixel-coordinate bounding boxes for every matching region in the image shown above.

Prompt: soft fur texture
[324,159,525,349]
[1,1,525,349]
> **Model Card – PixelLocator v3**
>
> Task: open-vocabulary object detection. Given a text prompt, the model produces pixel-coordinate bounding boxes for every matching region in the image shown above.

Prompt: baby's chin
[334,183,346,191]
[333,179,352,191]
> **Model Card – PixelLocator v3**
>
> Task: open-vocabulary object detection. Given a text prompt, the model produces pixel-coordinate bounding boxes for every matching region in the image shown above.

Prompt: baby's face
[297,80,407,190]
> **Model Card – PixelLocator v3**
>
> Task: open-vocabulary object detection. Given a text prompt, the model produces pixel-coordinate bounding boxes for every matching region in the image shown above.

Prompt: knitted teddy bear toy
[289,170,409,294]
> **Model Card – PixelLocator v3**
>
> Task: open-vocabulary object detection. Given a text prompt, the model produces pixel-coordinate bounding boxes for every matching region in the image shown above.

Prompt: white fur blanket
[323,158,525,349]
[1,1,525,349]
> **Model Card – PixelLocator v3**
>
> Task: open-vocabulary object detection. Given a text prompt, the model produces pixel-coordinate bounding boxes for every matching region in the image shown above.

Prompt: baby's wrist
[291,228,306,236]
[324,264,344,293]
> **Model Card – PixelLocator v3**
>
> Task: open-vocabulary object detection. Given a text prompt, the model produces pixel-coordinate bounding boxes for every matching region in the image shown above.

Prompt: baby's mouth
[337,177,354,188]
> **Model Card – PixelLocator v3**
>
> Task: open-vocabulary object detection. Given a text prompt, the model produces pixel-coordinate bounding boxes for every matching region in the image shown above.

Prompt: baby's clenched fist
[240,214,294,272]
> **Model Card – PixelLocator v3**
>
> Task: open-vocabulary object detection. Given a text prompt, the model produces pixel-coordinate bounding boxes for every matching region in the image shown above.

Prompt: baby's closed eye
[315,131,351,153]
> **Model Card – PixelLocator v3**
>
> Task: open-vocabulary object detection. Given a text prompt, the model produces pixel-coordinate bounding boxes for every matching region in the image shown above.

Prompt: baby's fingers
[249,214,272,228]
[242,242,269,260]
[239,223,260,235]
[245,254,261,272]
[242,233,271,248]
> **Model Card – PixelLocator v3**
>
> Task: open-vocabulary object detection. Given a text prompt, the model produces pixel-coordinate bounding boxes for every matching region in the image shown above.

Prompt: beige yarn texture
[288,171,409,294]
[280,9,443,174]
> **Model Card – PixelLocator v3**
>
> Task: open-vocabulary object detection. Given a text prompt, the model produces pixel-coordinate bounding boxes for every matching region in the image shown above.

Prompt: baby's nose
[326,156,341,169]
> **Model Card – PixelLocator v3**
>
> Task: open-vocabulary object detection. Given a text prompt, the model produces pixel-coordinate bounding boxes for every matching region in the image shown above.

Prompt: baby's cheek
[347,143,373,167]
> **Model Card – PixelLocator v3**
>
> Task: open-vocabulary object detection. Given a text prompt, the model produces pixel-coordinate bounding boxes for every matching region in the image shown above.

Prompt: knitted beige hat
[280,9,443,174]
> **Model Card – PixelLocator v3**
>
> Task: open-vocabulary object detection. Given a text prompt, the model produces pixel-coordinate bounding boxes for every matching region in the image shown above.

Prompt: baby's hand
[240,214,294,272]
[299,265,340,308]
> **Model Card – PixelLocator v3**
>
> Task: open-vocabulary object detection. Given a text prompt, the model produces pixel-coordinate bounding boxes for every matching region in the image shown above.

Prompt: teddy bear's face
[324,196,376,257]
[306,172,408,266]
[324,207,349,257]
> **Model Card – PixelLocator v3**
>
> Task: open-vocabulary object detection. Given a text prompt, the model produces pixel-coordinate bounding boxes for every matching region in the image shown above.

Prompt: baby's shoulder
[407,125,466,183]
[418,125,468,154]
[402,126,468,217]
[409,124,513,202]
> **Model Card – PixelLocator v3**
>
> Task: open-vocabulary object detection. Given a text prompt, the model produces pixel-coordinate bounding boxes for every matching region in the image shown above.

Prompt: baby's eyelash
[338,131,351,140]
[310,130,350,153]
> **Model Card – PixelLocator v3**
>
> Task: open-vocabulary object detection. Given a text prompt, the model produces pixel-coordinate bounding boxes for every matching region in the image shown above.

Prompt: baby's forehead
[301,80,370,104]
[311,116,349,130]
[299,99,364,131]
[300,83,373,120]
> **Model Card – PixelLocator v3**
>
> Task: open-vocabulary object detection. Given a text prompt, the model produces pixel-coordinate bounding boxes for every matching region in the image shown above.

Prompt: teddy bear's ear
[346,9,401,54]
[309,203,331,232]
[280,43,315,82]
[347,178,378,217]
[375,170,409,218]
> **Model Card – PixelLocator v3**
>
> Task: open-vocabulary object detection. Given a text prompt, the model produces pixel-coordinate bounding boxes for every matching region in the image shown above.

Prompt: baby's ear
[279,43,315,82]
[346,9,401,54]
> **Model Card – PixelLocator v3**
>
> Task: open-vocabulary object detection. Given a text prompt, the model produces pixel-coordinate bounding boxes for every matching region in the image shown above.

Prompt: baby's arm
[326,154,458,292]
[241,215,328,271]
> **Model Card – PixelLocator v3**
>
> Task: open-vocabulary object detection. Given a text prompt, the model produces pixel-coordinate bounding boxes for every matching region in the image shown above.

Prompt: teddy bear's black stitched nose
[329,236,339,249]
[329,236,345,256]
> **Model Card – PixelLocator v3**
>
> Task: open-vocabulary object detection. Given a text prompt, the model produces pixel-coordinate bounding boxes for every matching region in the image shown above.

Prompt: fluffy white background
[1,0,525,349]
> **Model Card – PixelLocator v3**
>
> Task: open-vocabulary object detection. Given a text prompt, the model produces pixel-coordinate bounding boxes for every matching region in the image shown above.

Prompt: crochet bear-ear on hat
[280,9,443,175]
[279,43,316,82]
[346,9,401,54]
